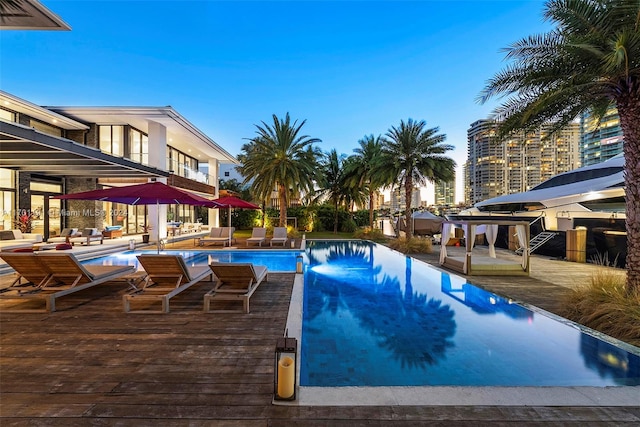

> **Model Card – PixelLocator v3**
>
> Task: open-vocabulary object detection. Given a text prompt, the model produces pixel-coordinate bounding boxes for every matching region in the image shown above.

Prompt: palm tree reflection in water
[303,241,456,385]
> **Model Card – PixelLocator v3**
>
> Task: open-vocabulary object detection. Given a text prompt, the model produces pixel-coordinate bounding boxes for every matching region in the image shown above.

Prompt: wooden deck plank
[2,255,639,424]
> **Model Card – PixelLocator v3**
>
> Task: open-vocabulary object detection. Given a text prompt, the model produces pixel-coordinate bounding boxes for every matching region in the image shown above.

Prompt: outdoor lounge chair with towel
[270,227,288,247]
[199,226,236,247]
[246,227,267,246]
[123,254,212,313]
[204,262,268,313]
[0,252,135,312]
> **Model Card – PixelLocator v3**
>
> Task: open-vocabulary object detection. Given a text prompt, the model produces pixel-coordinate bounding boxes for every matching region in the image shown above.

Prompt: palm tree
[314,149,349,233]
[346,134,386,228]
[379,119,456,236]
[479,0,640,292]
[238,113,322,227]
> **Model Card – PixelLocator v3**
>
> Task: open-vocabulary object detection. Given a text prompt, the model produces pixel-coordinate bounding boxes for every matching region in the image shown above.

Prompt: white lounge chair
[47,228,78,243]
[69,228,104,246]
[199,227,235,247]
[246,227,267,246]
[270,227,288,247]
[123,254,212,313]
[204,262,268,313]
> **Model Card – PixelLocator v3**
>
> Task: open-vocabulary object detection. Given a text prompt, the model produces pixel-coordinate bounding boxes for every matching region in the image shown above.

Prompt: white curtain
[462,224,476,274]
[486,224,498,258]
[515,224,528,269]
[439,222,451,263]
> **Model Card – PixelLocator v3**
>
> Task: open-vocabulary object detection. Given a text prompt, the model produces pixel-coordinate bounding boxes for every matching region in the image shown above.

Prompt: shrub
[387,236,433,254]
[353,227,388,243]
[353,210,377,227]
[560,269,640,347]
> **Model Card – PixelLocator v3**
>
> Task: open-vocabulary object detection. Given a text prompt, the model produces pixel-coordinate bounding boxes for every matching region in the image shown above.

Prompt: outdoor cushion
[56,243,73,250]
[60,228,78,237]
[0,230,15,240]
[12,247,33,252]
[105,225,122,231]
[82,228,99,236]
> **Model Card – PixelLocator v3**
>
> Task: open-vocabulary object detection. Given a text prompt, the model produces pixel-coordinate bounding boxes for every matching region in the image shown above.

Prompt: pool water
[85,249,301,272]
[300,240,640,387]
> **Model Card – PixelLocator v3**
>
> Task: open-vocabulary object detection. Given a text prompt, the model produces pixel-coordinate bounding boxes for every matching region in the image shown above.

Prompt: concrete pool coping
[282,268,640,407]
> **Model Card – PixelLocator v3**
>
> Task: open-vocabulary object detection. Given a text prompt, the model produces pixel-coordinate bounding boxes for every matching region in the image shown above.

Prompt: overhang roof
[0,120,169,178]
[0,91,88,130]
[0,0,70,31]
[46,106,239,164]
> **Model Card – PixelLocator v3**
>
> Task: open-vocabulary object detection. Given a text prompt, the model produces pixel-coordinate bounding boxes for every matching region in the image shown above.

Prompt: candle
[277,356,295,398]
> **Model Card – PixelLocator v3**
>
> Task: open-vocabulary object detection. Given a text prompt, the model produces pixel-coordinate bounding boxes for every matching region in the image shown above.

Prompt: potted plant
[13,210,33,233]
[141,224,152,243]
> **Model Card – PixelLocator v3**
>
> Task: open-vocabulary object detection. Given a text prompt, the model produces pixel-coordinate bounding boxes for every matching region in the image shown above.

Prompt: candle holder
[274,337,297,401]
[296,255,303,274]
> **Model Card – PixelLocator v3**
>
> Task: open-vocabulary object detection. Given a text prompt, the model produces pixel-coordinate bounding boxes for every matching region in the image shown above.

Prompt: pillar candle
[277,356,295,398]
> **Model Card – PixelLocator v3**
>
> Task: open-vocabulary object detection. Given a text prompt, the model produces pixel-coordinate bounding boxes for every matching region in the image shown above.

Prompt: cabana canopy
[439,219,530,276]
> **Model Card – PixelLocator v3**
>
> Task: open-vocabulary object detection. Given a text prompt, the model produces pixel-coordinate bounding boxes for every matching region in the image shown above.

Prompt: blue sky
[1,0,551,202]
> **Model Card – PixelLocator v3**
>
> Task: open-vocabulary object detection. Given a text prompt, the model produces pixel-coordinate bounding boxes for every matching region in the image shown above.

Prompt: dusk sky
[1,0,552,202]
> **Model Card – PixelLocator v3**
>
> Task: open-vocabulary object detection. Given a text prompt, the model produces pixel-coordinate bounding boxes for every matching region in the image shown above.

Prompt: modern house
[0,90,238,242]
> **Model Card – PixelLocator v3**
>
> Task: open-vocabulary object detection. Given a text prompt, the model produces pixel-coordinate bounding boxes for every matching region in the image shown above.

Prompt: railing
[123,152,214,185]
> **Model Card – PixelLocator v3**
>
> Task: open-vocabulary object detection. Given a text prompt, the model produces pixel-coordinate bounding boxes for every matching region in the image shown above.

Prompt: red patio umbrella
[210,196,261,246]
[53,182,222,252]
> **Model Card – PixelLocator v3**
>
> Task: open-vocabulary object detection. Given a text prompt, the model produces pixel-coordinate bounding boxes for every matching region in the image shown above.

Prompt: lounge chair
[0,252,135,312]
[69,228,104,246]
[123,254,212,313]
[246,227,267,246]
[199,226,235,247]
[0,252,53,291]
[47,228,78,243]
[270,227,288,247]
[204,262,268,313]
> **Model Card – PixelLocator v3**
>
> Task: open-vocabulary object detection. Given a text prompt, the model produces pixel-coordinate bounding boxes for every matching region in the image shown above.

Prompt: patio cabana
[439,219,531,276]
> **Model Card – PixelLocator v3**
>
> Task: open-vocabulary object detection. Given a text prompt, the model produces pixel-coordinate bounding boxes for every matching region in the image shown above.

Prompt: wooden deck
[1,242,639,424]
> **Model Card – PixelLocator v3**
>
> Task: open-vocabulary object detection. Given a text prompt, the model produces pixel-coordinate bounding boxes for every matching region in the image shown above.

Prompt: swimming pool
[85,249,301,272]
[300,240,640,387]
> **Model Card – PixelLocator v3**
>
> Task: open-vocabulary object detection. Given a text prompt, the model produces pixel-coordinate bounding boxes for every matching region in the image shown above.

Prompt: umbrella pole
[228,206,231,246]
[157,200,161,254]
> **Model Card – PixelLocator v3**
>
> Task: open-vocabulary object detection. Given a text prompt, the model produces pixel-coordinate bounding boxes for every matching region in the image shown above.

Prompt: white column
[208,159,220,228]
[148,121,168,241]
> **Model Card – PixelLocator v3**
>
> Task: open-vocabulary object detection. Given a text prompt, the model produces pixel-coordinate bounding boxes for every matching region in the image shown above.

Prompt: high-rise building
[389,187,420,212]
[580,107,624,166]
[434,181,455,207]
[465,119,580,205]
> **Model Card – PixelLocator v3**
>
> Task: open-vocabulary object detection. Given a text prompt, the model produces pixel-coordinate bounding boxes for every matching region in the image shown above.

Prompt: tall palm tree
[346,134,386,228]
[379,119,456,236]
[341,155,368,213]
[479,0,640,292]
[314,149,349,233]
[238,113,322,227]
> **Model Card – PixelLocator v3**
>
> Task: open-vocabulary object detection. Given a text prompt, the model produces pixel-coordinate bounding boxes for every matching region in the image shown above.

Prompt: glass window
[0,108,16,122]
[99,125,124,156]
[0,190,14,230]
[30,181,62,193]
[0,168,14,189]
[129,128,149,164]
